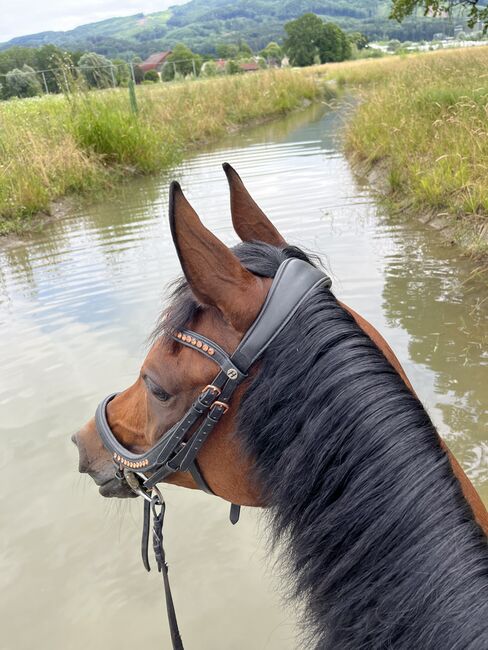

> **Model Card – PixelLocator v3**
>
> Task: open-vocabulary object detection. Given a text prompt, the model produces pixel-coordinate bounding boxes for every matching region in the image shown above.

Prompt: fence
[0,57,262,99]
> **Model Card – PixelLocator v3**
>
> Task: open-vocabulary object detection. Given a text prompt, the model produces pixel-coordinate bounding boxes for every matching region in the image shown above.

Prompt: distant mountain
[0,0,458,58]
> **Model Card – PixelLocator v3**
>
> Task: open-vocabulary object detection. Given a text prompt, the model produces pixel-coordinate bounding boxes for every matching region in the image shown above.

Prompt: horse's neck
[246,296,488,649]
[341,300,488,536]
[302,365,486,648]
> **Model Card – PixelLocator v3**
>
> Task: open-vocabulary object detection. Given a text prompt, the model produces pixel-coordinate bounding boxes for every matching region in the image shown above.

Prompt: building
[239,62,260,72]
[140,51,172,73]
[214,58,261,73]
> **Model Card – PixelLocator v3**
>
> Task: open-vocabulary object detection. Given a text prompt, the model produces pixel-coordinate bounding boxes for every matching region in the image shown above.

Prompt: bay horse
[73,164,488,649]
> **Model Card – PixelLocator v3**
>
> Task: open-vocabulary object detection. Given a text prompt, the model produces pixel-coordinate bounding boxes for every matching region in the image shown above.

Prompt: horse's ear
[223,163,286,247]
[169,181,265,332]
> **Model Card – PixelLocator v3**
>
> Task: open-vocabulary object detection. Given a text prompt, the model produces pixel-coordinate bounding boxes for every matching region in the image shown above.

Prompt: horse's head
[72,163,488,650]
[72,164,291,504]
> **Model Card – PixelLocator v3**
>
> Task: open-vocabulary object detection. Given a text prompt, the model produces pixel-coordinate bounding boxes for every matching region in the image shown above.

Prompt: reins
[94,258,331,649]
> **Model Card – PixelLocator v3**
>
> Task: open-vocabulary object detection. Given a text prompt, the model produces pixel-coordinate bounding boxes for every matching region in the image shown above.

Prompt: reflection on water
[0,101,486,650]
[381,227,488,484]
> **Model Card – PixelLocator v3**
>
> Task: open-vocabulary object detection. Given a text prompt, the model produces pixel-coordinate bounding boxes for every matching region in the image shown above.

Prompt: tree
[260,42,282,65]
[161,44,201,81]
[387,39,402,52]
[32,45,67,92]
[216,43,239,59]
[112,59,130,86]
[78,52,114,88]
[390,0,487,33]
[284,13,324,67]
[319,23,352,63]
[0,46,35,75]
[225,60,241,75]
[349,32,369,51]
[237,40,253,58]
[3,65,42,99]
[284,14,351,67]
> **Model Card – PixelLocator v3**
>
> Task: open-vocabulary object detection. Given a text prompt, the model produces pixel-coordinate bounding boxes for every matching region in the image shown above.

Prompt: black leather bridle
[94,258,331,649]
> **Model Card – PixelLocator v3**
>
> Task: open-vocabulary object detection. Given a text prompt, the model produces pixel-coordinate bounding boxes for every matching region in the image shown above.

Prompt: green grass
[6,49,486,257]
[0,69,331,235]
[324,48,488,258]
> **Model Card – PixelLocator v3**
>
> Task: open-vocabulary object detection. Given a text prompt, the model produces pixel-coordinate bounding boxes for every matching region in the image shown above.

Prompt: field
[2,48,488,258]
[0,69,329,234]
[322,48,488,257]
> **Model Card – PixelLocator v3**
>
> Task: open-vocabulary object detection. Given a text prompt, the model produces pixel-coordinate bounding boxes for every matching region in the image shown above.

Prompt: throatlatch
[94,258,332,650]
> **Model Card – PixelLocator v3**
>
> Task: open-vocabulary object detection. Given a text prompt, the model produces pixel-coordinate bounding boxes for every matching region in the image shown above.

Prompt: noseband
[94,258,331,649]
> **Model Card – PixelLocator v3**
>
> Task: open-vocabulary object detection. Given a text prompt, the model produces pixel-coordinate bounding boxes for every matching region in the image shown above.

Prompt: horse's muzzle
[71,424,136,498]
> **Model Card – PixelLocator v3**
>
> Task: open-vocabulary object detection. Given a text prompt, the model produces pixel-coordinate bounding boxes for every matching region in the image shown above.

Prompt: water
[1,102,486,650]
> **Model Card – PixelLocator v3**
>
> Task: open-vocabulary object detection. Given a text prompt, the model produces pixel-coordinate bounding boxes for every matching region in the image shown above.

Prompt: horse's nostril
[71,433,78,447]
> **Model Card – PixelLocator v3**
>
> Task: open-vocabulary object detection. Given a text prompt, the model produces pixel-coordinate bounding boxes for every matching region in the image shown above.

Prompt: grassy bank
[330,48,488,258]
[0,69,331,235]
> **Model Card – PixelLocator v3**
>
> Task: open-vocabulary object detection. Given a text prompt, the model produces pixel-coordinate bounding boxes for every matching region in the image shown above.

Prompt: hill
[0,0,459,58]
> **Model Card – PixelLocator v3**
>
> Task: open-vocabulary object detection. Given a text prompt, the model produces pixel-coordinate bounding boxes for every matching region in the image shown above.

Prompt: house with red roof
[214,58,261,73]
[140,51,172,73]
[239,62,260,72]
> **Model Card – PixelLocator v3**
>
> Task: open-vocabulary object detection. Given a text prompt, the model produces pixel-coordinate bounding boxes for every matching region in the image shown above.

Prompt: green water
[0,102,486,650]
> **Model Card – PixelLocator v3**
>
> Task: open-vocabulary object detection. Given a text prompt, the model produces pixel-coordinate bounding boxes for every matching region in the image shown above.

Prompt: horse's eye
[143,375,171,402]
[152,387,171,402]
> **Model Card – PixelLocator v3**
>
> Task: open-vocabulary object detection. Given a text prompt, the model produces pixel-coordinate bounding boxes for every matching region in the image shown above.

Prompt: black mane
[158,242,488,649]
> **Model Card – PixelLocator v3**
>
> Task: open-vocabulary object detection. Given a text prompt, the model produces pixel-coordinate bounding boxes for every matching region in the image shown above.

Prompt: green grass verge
[326,48,488,258]
[0,69,332,235]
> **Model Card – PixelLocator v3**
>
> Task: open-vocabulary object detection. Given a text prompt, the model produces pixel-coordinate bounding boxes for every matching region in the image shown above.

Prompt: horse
[73,163,488,649]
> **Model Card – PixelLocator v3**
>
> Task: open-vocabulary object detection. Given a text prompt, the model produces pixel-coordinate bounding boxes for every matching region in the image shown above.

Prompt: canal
[1,101,486,649]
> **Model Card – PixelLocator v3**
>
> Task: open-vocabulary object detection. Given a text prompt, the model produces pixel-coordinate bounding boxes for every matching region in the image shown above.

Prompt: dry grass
[0,69,330,234]
[4,50,486,255]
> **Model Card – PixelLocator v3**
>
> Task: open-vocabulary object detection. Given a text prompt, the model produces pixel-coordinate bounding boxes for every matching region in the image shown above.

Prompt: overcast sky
[1,1,188,43]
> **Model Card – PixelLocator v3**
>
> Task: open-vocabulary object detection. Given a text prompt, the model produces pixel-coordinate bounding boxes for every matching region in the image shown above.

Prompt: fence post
[62,68,69,93]
[130,62,136,84]
[192,59,197,77]
[41,71,49,94]
[128,80,138,114]
[110,65,117,88]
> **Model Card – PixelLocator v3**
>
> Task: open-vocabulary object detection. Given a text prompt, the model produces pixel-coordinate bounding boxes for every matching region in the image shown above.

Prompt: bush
[113,59,130,86]
[201,61,218,77]
[144,69,160,83]
[358,48,385,59]
[3,65,42,99]
[79,52,115,88]
[226,60,241,75]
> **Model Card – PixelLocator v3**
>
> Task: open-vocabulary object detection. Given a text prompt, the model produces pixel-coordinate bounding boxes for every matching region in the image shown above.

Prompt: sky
[1,0,189,43]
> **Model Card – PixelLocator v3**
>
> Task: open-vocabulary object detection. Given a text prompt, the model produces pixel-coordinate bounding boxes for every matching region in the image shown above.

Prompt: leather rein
[94,258,331,649]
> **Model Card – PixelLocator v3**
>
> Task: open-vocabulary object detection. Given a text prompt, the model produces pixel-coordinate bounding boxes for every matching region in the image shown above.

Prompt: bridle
[94,258,331,649]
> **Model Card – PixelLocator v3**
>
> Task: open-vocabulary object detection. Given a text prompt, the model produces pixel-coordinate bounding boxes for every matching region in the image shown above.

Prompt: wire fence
[0,57,264,98]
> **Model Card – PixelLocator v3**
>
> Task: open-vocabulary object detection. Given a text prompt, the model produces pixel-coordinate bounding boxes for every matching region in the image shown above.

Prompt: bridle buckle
[203,384,221,396]
[213,401,229,414]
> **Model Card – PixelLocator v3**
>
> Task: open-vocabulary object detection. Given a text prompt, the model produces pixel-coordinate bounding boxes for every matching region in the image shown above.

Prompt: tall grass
[0,69,330,234]
[336,48,488,256]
